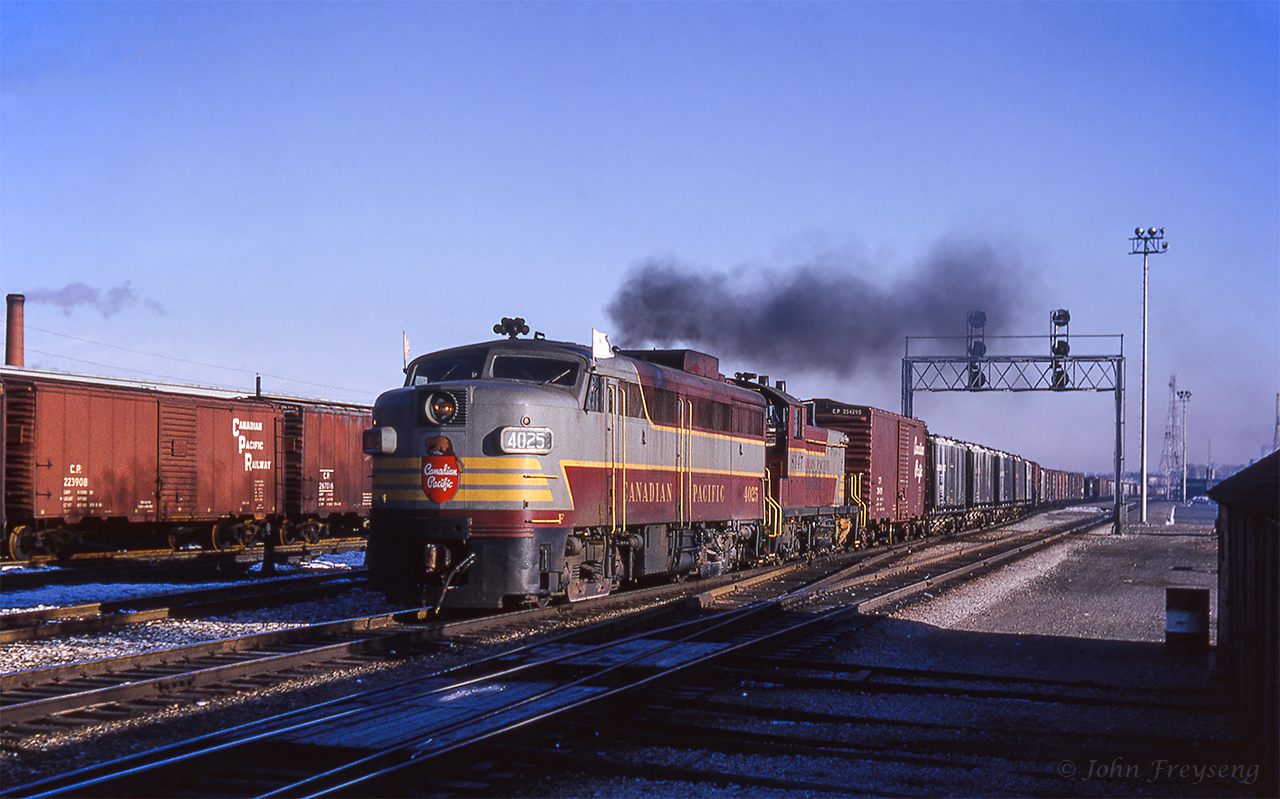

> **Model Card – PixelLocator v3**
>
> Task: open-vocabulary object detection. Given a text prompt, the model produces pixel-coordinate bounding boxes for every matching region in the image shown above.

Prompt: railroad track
[0,558,768,740]
[0,538,368,592]
[4,510,1119,798]
[0,570,369,644]
[0,512,1077,738]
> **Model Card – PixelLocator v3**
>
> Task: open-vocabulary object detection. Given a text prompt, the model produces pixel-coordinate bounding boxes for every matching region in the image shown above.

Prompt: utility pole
[1130,227,1169,523]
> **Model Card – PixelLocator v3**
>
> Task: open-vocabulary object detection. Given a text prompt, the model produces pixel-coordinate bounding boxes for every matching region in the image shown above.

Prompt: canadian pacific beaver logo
[422,436,461,503]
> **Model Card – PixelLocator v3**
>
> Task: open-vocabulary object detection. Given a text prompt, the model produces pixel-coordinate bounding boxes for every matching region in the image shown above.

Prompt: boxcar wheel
[211,522,239,551]
[278,523,301,546]
[8,527,38,561]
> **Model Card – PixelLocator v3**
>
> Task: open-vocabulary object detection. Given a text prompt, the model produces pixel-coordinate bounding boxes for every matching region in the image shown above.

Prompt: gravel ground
[6,505,1243,797]
[890,504,1218,647]
[1,586,400,673]
[0,579,686,790]
[501,504,1250,798]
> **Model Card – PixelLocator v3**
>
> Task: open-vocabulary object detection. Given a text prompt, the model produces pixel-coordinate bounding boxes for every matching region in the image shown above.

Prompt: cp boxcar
[1,367,371,559]
[809,399,927,542]
[278,399,374,544]
[363,335,857,609]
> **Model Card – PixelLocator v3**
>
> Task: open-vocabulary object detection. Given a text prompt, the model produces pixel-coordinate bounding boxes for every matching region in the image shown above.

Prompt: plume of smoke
[606,239,1034,377]
[26,281,165,317]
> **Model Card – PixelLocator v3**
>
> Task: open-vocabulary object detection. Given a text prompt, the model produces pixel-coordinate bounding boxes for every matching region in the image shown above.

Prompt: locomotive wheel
[8,527,39,561]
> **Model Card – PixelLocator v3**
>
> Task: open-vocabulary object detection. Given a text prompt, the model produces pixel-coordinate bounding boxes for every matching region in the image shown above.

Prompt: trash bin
[1165,586,1210,655]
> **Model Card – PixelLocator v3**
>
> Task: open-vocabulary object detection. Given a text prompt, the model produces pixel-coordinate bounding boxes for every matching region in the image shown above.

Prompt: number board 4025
[498,427,554,455]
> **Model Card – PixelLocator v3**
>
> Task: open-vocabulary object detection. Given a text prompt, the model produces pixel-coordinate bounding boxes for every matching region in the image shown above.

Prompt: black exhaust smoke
[606,239,1034,377]
[26,281,165,317]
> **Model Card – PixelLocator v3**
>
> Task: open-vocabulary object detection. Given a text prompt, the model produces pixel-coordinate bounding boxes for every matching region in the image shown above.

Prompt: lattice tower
[1158,375,1182,499]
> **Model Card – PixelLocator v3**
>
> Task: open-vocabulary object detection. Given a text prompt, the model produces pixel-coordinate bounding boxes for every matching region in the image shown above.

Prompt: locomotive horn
[494,317,531,339]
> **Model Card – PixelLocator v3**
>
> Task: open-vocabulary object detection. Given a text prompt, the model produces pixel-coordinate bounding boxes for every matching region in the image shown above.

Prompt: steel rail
[840,513,1110,614]
[1,556,802,726]
[0,571,366,643]
[280,606,857,798]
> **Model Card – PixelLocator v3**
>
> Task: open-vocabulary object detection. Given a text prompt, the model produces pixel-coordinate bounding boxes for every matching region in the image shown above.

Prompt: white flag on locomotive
[592,328,614,361]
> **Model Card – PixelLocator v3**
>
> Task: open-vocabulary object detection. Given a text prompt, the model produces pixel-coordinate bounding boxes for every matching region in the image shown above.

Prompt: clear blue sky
[3,1,1277,475]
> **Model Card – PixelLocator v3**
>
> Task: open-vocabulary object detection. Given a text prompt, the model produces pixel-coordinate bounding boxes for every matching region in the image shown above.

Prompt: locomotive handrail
[850,472,868,533]
[763,469,783,539]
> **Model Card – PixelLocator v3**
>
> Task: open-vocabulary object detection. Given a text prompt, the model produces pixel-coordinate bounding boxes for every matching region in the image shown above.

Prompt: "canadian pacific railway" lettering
[232,417,271,472]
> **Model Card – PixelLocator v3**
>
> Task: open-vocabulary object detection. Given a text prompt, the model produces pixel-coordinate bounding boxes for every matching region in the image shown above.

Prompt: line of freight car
[808,400,1059,540]
[359,328,1096,611]
[1,366,372,561]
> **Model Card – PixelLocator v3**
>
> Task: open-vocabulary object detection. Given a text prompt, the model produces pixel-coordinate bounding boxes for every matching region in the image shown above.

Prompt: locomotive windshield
[491,355,580,387]
[407,352,486,385]
[405,349,582,389]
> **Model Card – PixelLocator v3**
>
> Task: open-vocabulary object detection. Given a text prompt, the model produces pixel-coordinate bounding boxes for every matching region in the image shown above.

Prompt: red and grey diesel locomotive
[363,328,1100,609]
[363,334,849,608]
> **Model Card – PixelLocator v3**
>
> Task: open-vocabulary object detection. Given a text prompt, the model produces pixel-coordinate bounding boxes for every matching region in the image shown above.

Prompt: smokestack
[5,294,24,367]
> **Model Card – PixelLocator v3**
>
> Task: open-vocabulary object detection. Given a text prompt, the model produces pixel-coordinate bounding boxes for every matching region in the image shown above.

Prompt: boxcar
[279,400,373,543]
[2,367,370,559]
[809,399,927,538]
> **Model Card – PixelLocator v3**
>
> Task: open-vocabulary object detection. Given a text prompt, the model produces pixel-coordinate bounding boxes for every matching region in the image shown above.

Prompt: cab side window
[586,375,602,412]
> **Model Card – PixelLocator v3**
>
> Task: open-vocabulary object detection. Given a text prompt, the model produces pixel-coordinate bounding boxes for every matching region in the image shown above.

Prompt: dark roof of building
[1207,450,1279,520]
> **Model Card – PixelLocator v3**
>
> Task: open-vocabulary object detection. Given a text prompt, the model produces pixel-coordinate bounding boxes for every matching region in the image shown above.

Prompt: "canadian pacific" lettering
[626,480,726,504]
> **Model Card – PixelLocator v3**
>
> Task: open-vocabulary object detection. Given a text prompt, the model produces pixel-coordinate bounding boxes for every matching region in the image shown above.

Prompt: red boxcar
[280,400,373,543]
[809,399,928,535]
[2,367,370,559]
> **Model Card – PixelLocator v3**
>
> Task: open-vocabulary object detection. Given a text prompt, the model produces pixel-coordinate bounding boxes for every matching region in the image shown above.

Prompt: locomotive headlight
[424,392,458,425]
[363,426,398,454]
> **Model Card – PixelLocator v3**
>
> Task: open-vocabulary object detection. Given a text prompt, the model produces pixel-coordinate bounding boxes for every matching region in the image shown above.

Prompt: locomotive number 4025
[498,427,554,455]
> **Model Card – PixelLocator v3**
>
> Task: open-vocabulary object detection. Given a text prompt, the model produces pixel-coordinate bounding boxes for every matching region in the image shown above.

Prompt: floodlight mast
[1130,227,1169,523]
[1178,389,1192,502]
